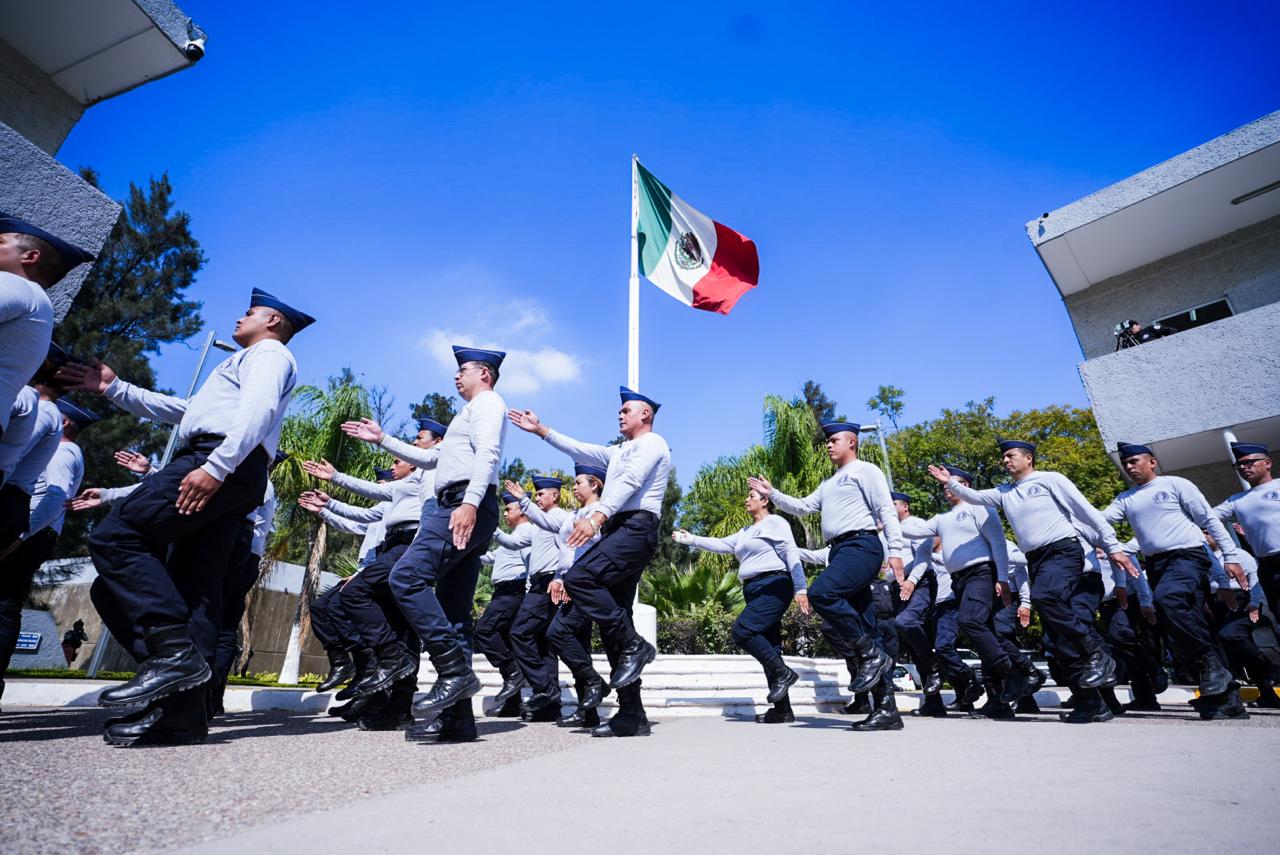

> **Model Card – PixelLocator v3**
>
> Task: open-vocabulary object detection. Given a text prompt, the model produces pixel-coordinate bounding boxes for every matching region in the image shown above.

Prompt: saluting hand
[746,475,772,498]
[926,465,952,485]
[996,580,1012,607]
[113,449,152,475]
[301,459,336,481]
[341,418,383,444]
[449,503,477,550]
[503,479,526,500]
[176,468,222,515]
[507,409,548,437]
[55,358,116,394]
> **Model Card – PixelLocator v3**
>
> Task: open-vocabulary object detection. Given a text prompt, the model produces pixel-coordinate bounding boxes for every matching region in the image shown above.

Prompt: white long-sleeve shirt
[1214,480,1280,559]
[248,482,276,555]
[515,499,573,578]
[0,386,39,478]
[430,389,505,506]
[484,521,534,583]
[1006,540,1032,605]
[770,460,903,553]
[902,503,1010,582]
[104,340,296,482]
[26,440,83,536]
[542,429,671,517]
[0,272,52,433]
[321,498,389,567]
[1208,546,1263,608]
[7,398,61,494]
[948,470,1122,554]
[1104,475,1239,563]
[685,514,807,593]
[375,434,440,502]
[330,469,423,529]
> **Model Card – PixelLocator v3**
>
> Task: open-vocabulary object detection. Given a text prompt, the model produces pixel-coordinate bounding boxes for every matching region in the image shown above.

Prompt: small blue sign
[15,632,41,653]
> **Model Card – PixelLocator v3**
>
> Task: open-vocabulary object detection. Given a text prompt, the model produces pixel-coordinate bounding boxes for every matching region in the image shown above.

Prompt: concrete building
[1028,110,1280,502]
[1,0,206,319]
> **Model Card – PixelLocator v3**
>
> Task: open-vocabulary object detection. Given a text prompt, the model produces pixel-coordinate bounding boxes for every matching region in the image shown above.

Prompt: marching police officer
[475,492,534,717]
[1215,443,1280,621]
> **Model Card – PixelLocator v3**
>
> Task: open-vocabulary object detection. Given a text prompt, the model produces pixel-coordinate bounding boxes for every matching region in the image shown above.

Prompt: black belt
[603,509,657,535]
[437,481,496,509]
[829,529,877,547]
[1148,546,1206,563]
[385,521,418,536]
[186,433,226,452]
[1025,537,1076,564]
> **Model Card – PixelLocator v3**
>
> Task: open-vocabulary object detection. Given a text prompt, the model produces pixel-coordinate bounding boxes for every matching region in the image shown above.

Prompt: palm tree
[275,375,382,684]
[641,561,745,618]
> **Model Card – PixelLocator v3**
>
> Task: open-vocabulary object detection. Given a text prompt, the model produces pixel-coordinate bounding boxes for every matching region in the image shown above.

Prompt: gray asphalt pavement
[2,703,1277,854]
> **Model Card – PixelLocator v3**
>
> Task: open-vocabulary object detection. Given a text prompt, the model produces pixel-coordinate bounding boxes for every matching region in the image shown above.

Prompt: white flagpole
[629,154,640,391]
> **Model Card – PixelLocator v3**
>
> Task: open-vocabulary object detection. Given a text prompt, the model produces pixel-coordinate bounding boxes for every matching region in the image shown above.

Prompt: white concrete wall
[1064,214,1280,360]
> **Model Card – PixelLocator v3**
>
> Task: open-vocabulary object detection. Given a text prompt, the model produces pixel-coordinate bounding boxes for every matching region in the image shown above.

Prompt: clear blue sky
[57,1,1280,485]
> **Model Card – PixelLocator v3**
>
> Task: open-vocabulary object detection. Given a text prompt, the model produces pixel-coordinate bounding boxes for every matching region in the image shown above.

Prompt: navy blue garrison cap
[531,474,562,491]
[945,465,974,483]
[55,398,101,429]
[575,463,607,482]
[374,467,395,481]
[1231,442,1269,459]
[453,345,505,368]
[0,213,94,279]
[501,491,520,505]
[890,491,910,504]
[47,341,73,367]
[1116,442,1153,459]
[251,288,315,333]
[417,417,448,436]
[619,386,660,413]
[822,421,860,437]
[998,439,1036,454]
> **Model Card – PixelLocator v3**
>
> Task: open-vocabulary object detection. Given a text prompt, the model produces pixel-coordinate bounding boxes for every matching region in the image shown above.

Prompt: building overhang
[0,0,204,107]
[1027,110,1280,298]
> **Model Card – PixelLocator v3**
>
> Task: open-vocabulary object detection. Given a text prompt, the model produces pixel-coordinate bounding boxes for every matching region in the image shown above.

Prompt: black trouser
[807,531,883,647]
[953,561,1011,676]
[341,531,417,651]
[310,582,361,653]
[0,482,32,554]
[1026,538,1103,671]
[1047,572,1105,701]
[1147,548,1214,665]
[932,599,969,679]
[389,488,498,658]
[894,570,937,675]
[993,599,1033,670]
[87,439,268,661]
[1256,554,1280,628]
[733,572,792,663]
[546,600,596,675]
[475,579,526,671]
[0,527,58,698]
[510,574,560,695]
[563,511,656,682]
[1213,590,1277,685]
[213,520,260,682]
[563,510,658,651]
[1101,598,1163,705]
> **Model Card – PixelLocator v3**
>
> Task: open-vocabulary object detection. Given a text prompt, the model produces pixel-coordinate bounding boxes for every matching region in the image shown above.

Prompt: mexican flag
[635,161,759,315]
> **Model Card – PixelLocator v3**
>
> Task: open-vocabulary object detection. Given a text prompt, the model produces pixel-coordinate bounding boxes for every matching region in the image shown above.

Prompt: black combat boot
[413,645,482,716]
[609,636,656,689]
[576,667,611,711]
[1253,681,1280,709]
[591,682,651,737]
[521,698,561,722]
[849,635,892,694]
[353,641,419,698]
[762,655,799,704]
[99,625,211,708]
[997,665,1032,705]
[1100,687,1126,716]
[1060,689,1114,724]
[756,695,794,723]
[343,691,386,723]
[922,664,943,696]
[103,687,208,746]
[406,698,478,743]
[1015,694,1042,714]
[359,677,416,731]
[1197,651,1231,697]
[522,684,562,715]
[1199,684,1249,720]
[494,694,523,717]
[1077,637,1118,689]
[946,670,980,712]
[316,649,356,692]
[915,692,947,717]
[969,681,1015,720]
[842,693,871,715]
[852,676,903,731]
[490,662,527,711]
[844,656,861,692]
[206,680,226,720]
[557,680,601,728]
[336,649,377,701]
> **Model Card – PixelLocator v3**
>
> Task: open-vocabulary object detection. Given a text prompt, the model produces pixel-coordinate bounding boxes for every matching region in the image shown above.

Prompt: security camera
[183,38,206,61]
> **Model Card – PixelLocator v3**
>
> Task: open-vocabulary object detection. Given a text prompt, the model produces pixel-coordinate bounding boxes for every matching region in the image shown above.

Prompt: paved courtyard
[2,702,1276,854]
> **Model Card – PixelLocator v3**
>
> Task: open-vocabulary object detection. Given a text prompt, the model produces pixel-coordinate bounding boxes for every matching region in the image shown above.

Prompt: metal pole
[864,420,895,491]
[628,155,640,391]
[87,331,233,677]
[1222,428,1249,490]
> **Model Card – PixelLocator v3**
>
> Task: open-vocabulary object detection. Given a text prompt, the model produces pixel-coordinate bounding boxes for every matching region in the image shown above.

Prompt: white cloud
[420,301,582,395]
